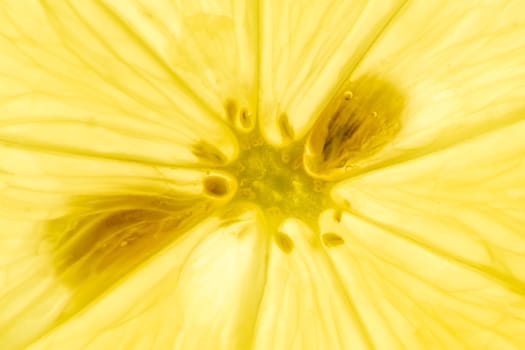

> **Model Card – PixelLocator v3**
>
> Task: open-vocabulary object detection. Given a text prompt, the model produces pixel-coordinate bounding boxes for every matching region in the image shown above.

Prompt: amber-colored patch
[322,232,345,247]
[46,191,216,319]
[305,75,405,179]
[277,112,295,142]
[203,175,230,197]
[275,231,294,253]
[225,98,255,132]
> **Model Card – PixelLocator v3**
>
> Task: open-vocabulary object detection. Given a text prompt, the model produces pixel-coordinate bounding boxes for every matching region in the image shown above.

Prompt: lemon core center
[228,133,330,227]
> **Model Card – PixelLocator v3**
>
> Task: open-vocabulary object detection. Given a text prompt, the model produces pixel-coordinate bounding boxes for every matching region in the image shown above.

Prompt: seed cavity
[322,232,345,247]
[203,175,230,198]
[275,231,294,253]
[277,112,295,142]
[239,110,254,130]
[224,98,254,132]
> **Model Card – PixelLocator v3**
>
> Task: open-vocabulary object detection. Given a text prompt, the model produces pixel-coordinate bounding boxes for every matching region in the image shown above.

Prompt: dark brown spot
[275,231,294,253]
[203,175,229,197]
[322,232,345,247]
[239,110,253,129]
[278,112,295,142]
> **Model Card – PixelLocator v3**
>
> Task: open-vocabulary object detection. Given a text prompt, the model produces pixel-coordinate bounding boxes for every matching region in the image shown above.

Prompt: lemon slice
[1,1,525,350]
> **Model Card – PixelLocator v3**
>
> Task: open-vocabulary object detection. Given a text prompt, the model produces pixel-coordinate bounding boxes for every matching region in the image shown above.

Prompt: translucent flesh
[1,1,525,349]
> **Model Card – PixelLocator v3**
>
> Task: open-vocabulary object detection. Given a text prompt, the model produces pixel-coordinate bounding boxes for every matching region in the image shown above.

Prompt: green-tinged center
[227,133,331,227]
